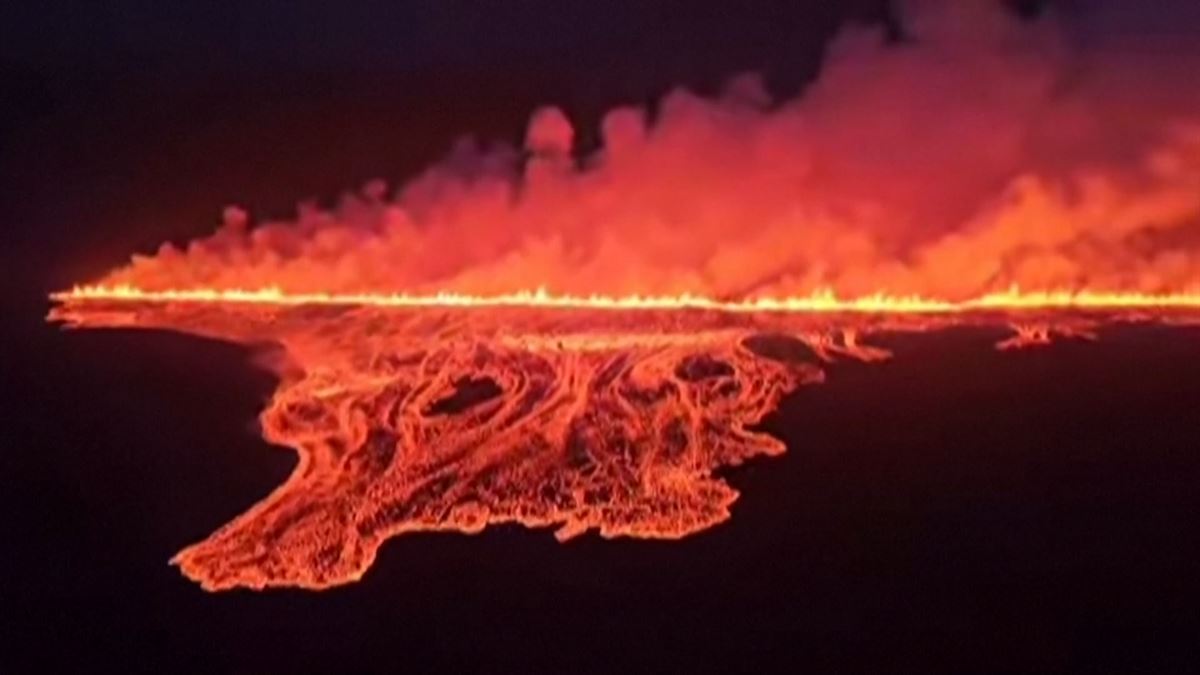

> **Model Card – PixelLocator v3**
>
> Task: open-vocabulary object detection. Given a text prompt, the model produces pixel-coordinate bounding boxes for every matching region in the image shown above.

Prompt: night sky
[3,1,894,293]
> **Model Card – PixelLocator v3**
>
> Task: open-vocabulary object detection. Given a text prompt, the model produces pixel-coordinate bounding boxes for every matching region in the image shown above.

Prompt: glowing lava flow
[53,283,1200,313]
[47,287,1200,591]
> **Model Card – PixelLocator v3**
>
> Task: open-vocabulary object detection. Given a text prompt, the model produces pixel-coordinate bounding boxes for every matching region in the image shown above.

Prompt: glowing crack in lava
[47,291,1200,590]
[46,1,1200,589]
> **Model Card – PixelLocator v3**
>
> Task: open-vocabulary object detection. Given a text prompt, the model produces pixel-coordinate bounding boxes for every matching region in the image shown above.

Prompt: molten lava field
[48,296,1200,590]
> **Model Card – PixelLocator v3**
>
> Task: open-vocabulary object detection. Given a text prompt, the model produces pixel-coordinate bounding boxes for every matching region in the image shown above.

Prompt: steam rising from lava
[93,0,1200,301]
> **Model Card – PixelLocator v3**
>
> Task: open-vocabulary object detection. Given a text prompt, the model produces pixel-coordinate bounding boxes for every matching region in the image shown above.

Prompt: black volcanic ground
[7,318,1198,672]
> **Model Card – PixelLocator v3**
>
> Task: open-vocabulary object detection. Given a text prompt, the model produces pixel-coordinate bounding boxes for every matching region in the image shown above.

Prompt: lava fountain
[47,0,1200,590]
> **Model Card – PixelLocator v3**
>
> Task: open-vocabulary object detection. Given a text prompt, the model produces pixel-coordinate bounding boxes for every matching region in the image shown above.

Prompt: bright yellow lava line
[50,284,1200,314]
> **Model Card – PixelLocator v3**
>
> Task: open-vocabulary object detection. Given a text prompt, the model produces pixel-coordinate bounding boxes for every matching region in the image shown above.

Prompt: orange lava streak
[51,283,1200,313]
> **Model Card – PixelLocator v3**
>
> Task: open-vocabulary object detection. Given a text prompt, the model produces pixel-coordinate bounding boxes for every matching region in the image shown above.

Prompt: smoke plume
[98,0,1200,300]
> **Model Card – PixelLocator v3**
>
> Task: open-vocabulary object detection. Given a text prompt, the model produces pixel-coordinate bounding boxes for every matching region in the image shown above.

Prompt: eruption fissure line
[51,284,1200,314]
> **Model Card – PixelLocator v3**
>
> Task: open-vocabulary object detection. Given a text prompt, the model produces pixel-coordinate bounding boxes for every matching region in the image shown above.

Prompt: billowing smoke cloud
[99,0,1200,300]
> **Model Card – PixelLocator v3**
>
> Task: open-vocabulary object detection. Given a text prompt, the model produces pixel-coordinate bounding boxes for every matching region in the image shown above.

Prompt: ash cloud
[101,0,1200,299]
